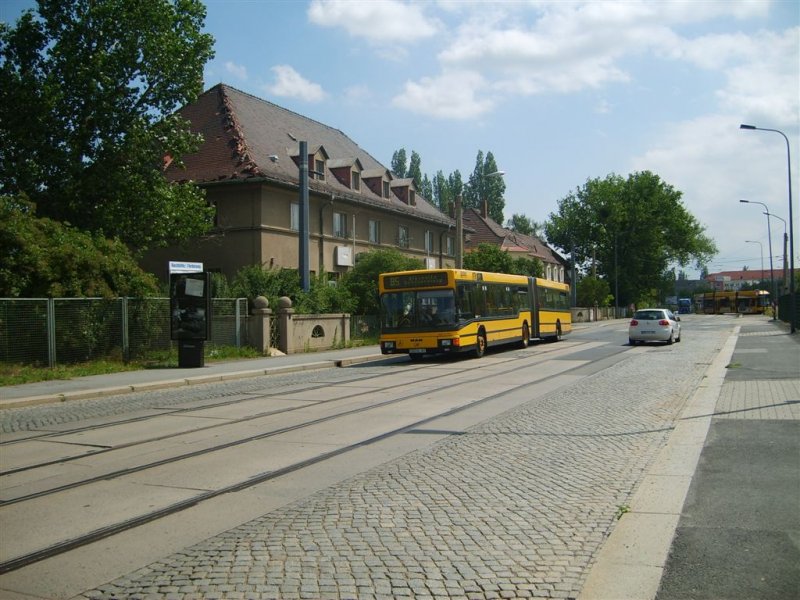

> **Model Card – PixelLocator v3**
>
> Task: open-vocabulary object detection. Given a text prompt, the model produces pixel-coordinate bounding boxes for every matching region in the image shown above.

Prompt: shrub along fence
[0,298,379,368]
[0,298,248,368]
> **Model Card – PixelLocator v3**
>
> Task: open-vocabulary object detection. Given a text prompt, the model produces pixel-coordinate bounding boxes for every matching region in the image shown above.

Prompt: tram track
[0,339,594,478]
[0,338,620,575]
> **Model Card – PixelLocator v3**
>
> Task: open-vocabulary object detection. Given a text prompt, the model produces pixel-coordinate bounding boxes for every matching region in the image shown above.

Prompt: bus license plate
[409,349,425,354]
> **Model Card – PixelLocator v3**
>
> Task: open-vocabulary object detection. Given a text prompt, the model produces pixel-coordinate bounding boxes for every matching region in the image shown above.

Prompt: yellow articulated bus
[696,290,770,315]
[378,269,572,360]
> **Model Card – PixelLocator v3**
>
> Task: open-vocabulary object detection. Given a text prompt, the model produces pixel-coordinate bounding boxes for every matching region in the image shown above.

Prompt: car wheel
[667,330,674,345]
[629,338,637,346]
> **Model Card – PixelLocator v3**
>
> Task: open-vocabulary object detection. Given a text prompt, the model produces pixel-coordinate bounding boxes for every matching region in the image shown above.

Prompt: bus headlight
[440,339,451,347]
[382,341,395,350]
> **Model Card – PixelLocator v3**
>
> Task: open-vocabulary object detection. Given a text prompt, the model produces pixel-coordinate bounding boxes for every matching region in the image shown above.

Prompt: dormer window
[315,159,325,181]
[352,171,360,191]
[383,180,390,198]
[409,190,415,206]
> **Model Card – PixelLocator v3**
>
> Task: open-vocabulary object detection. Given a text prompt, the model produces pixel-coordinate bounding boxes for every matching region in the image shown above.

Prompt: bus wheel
[473,330,487,358]
[519,323,530,348]
[548,322,562,343]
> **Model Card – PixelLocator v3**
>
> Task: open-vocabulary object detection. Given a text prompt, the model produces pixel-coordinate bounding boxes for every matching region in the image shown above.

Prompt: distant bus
[378,269,571,359]
[677,298,692,314]
[695,290,770,315]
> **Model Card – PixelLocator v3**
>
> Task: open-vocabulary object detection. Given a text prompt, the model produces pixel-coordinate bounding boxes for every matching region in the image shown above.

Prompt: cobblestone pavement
[64,320,736,600]
[0,368,375,434]
[7,327,728,600]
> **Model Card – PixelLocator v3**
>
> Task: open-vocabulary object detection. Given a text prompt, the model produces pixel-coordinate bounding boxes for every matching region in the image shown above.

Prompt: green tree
[544,171,717,306]
[0,196,159,297]
[448,170,464,205]
[391,148,407,178]
[0,0,215,250]
[408,150,423,189]
[511,256,543,278]
[340,249,423,315]
[419,173,433,205]
[463,243,513,273]
[464,150,506,223]
[576,275,611,307]
[507,214,533,236]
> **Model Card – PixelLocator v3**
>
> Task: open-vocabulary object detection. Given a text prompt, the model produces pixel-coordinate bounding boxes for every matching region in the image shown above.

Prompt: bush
[340,249,423,315]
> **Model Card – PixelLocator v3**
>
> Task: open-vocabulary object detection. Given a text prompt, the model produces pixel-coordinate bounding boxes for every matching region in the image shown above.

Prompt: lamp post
[740,124,795,332]
[745,240,764,278]
[769,213,789,293]
[740,199,775,318]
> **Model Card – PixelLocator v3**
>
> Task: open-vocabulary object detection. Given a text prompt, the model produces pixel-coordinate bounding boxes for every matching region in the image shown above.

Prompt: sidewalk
[582,316,799,600]
[0,345,386,410]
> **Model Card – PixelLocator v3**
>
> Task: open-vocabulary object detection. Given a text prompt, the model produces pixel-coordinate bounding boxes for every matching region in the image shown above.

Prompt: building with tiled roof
[461,207,569,283]
[141,84,458,281]
[706,268,795,292]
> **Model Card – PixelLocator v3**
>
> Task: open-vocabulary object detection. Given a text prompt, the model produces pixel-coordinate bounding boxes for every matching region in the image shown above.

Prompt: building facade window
[315,159,325,180]
[369,219,380,244]
[382,180,390,199]
[333,211,348,238]
[398,225,409,248]
[424,230,433,253]
[291,202,299,231]
[409,190,415,205]
[446,236,454,256]
[351,171,360,191]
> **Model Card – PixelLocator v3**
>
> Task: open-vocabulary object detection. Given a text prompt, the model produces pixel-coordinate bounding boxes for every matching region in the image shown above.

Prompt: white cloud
[391,70,494,120]
[307,0,438,44]
[629,114,795,272]
[266,65,326,103]
[392,1,787,118]
[224,61,247,80]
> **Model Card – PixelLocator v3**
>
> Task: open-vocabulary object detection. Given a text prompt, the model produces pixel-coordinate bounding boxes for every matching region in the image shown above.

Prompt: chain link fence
[0,298,247,368]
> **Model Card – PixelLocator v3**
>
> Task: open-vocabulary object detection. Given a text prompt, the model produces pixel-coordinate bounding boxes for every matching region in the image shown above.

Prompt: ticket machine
[170,271,211,367]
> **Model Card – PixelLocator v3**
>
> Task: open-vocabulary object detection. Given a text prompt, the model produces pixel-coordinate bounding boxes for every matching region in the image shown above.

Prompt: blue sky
[3,0,798,277]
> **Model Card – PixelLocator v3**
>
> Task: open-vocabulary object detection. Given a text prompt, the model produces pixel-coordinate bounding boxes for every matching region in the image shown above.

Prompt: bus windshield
[381,290,457,330]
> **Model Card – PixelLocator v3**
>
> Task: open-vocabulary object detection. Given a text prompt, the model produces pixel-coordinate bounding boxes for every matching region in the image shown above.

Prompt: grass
[0,344,264,387]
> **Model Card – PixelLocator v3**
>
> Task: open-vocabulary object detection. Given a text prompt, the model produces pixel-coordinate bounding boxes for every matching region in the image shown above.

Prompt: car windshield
[634,310,665,321]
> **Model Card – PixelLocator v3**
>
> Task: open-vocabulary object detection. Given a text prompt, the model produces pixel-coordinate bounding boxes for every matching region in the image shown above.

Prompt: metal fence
[350,314,379,342]
[0,298,248,368]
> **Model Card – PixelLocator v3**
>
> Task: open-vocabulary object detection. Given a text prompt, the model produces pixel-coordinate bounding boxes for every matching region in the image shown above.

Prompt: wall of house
[140,181,457,285]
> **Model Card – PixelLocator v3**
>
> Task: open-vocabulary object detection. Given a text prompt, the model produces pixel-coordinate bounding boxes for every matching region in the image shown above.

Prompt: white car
[628,308,681,345]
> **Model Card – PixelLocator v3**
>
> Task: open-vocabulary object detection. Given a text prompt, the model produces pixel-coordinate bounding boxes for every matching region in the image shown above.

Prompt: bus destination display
[383,271,449,290]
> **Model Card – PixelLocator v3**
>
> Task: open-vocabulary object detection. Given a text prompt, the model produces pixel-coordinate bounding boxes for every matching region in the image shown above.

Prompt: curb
[0,355,387,411]
[578,325,740,599]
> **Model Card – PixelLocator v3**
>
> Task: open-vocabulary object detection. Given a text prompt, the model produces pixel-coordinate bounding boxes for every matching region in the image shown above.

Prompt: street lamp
[739,199,775,318]
[740,124,795,332]
[745,240,764,279]
[768,213,789,293]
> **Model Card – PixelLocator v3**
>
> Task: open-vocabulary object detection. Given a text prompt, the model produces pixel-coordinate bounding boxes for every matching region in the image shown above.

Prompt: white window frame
[369,219,380,244]
[333,211,348,238]
[424,230,433,253]
[446,236,454,257]
[398,225,409,248]
[290,202,299,231]
[351,171,360,191]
